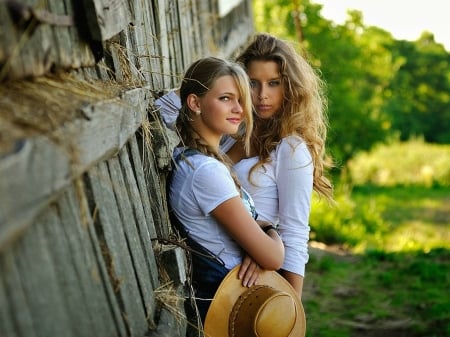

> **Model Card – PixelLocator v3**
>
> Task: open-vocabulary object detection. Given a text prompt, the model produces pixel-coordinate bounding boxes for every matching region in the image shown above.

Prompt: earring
[196,110,201,115]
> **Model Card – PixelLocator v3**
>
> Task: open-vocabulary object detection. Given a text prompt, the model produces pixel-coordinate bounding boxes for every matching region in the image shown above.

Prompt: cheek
[250,89,258,102]
[275,90,284,104]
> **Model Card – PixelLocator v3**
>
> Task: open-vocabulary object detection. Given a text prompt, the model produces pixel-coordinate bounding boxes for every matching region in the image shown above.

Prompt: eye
[249,80,259,88]
[220,96,230,101]
[269,80,281,87]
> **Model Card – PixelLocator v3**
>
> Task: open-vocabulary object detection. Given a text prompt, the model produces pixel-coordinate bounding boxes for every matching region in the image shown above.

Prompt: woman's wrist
[262,224,278,234]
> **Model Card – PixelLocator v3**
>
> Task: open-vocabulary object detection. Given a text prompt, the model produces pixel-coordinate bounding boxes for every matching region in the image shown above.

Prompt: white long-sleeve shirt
[233,136,312,276]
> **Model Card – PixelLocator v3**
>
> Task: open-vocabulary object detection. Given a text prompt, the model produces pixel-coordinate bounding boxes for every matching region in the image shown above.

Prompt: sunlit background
[315,0,450,50]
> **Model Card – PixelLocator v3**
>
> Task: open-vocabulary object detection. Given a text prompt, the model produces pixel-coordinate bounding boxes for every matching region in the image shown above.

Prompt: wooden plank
[0,137,71,250]
[128,0,155,86]
[121,23,145,84]
[119,142,160,286]
[87,162,148,336]
[37,206,85,336]
[128,135,158,240]
[0,1,22,81]
[143,1,164,89]
[141,141,169,239]
[0,251,37,337]
[0,267,19,337]
[47,0,73,67]
[166,0,182,87]
[107,153,157,323]
[95,60,112,81]
[127,0,148,84]
[13,216,74,337]
[154,0,172,88]
[127,0,163,89]
[178,0,195,68]
[219,16,253,59]
[59,185,123,337]
[108,42,128,82]
[81,0,130,41]
[43,201,99,336]
[64,0,88,68]
[196,0,213,57]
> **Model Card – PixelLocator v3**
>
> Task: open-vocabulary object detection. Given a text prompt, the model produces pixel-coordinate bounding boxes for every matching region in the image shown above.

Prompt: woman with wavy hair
[229,33,334,295]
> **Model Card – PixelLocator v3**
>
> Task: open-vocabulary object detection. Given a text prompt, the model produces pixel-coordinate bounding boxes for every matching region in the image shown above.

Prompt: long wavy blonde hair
[236,33,333,200]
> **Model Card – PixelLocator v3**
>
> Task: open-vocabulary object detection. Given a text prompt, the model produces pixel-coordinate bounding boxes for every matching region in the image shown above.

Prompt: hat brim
[203,264,306,337]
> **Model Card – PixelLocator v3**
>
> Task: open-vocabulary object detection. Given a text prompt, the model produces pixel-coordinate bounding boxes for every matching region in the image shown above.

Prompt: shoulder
[276,135,311,164]
[277,135,308,154]
[174,149,230,177]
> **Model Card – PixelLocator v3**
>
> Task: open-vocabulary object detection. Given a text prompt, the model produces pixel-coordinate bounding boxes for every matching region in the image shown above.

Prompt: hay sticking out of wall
[0,73,125,154]
[154,281,184,317]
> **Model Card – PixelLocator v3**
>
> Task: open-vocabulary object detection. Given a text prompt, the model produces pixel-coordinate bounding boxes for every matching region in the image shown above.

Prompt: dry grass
[0,73,125,153]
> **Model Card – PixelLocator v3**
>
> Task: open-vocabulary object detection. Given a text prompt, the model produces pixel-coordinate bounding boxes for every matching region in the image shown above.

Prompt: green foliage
[311,182,449,253]
[309,190,386,250]
[384,37,450,143]
[347,139,450,186]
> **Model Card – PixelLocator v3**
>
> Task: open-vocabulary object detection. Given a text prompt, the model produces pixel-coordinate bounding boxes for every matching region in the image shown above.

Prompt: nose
[258,84,268,99]
[232,99,243,113]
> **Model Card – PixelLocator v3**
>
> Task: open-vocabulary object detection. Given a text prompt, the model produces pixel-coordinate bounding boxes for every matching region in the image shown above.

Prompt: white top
[158,92,312,276]
[234,136,313,276]
[155,90,180,130]
[169,148,257,269]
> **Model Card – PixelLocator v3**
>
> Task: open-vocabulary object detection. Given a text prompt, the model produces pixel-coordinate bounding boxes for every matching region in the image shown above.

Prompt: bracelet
[262,224,278,234]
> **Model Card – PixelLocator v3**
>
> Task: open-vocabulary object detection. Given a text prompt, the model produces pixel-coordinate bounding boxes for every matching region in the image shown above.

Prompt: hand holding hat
[204,265,306,337]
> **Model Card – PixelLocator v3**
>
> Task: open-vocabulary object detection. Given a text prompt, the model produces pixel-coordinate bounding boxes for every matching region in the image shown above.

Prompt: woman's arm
[211,196,284,271]
[280,270,304,297]
[276,137,314,294]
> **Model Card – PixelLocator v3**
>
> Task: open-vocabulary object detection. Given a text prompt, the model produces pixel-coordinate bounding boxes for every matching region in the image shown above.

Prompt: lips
[256,105,272,111]
[227,118,241,124]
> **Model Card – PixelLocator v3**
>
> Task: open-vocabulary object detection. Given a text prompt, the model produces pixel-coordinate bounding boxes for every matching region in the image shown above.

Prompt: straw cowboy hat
[204,264,306,337]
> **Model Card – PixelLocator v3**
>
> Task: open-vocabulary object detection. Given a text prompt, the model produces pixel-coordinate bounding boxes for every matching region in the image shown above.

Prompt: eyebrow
[250,77,281,81]
[218,91,237,96]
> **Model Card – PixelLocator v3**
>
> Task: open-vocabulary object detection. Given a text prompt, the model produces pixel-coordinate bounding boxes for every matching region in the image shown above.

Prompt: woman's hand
[238,255,262,287]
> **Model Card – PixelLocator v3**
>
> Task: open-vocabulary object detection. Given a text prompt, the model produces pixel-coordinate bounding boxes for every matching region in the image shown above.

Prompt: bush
[309,187,387,251]
[346,139,450,187]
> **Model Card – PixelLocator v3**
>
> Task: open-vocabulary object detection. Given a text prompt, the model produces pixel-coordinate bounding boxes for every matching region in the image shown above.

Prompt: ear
[187,94,201,112]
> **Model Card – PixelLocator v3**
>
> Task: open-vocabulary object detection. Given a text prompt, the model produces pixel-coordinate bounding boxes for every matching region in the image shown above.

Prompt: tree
[384,35,450,143]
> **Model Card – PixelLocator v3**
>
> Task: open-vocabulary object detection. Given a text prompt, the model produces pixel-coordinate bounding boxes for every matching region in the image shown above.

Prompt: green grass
[304,185,450,337]
[351,185,450,252]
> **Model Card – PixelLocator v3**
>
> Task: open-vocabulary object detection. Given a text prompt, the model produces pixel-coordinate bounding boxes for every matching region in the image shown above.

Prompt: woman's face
[247,60,284,119]
[196,75,244,138]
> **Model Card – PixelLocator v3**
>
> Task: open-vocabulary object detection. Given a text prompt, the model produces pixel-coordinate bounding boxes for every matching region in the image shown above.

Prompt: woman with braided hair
[167,56,284,324]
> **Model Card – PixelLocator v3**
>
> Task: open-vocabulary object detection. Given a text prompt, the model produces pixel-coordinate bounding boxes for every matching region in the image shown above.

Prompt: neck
[191,122,221,152]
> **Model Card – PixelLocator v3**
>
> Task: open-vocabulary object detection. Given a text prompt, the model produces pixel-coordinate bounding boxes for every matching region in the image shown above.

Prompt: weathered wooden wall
[0,0,254,336]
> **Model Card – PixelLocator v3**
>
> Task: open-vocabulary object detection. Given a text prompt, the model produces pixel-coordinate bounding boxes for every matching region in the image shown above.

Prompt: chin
[255,111,274,119]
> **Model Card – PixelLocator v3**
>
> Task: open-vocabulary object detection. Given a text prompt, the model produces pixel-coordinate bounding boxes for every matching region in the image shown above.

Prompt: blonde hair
[236,33,333,200]
[176,57,253,185]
